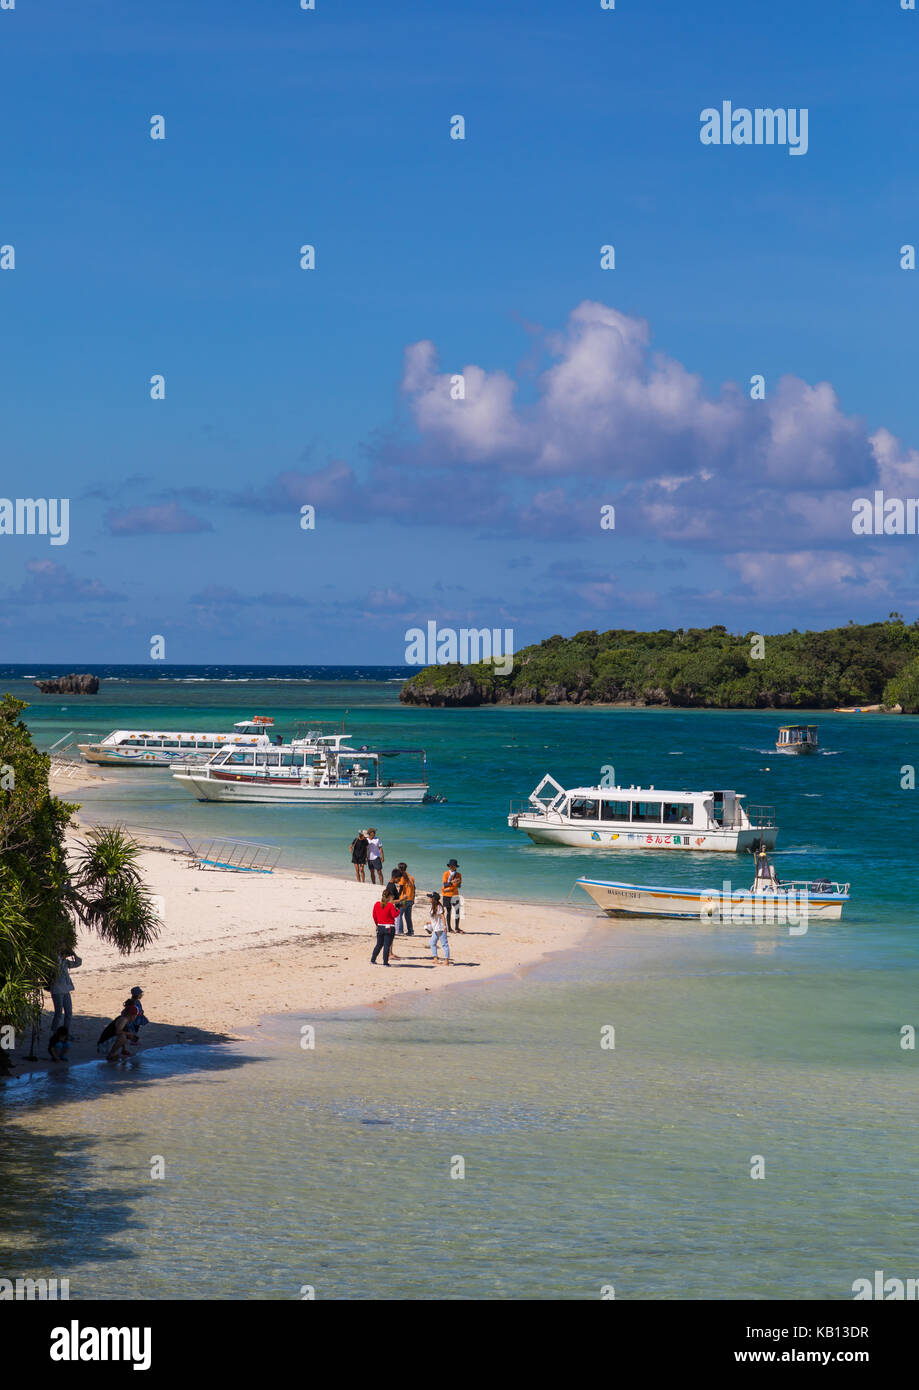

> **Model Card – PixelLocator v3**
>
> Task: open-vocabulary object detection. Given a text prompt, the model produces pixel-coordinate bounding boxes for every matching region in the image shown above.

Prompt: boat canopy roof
[556,785,742,801]
[778,724,817,731]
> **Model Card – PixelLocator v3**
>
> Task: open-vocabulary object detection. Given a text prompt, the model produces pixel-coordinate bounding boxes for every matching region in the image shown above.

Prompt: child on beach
[47,1027,71,1062]
[426,892,451,964]
[127,986,148,1040]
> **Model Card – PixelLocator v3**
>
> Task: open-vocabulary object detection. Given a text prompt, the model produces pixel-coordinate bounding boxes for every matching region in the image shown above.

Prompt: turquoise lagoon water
[2,675,918,1299]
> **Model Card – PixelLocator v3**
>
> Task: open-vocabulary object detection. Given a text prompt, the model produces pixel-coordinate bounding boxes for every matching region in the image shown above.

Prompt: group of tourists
[367,845,464,968]
[43,951,150,1064]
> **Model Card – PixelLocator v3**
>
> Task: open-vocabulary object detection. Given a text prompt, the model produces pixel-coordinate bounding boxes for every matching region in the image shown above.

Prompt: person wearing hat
[127,986,149,1040]
[425,891,451,964]
[350,829,369,882]
[366,828,384,886]
[396,862,415,936]
[441,859,463,932]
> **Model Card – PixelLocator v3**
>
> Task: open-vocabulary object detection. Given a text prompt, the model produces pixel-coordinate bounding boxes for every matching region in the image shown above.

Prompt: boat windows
[123,738,146,747]
[226,751,254,765]
[180,740,197,748]
[663,802,694,825]
[631,801,662,823]
[162,740,179,748]
[600,799,630,821]
[146,739,163,748]
[569,797,599,819]
[255,753,281,767]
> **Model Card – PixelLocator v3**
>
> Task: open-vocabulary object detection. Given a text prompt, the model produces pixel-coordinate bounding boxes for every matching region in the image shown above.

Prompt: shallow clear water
[4,674,918,1299]
[3,921,917,1300]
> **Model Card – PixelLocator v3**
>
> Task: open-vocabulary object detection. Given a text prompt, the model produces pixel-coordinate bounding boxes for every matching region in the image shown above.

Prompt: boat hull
[173,773,428,804]
[512,818,777,852]
[577,878,845,921]
[79,745,175,767]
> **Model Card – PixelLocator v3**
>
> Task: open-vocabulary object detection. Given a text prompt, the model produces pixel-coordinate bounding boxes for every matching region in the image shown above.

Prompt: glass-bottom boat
[77,717,278,767]
[172,736,429,804]
[509,775,777,852]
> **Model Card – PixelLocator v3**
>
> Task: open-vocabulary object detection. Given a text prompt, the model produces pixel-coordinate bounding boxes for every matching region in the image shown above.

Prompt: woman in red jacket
[371,889,400,966]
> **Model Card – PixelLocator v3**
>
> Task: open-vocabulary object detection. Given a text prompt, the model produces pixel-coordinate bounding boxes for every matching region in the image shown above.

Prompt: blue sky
[1,0,918,662]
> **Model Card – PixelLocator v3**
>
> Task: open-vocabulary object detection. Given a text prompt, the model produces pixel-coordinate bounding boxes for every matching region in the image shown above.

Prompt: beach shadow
[0,1051,253,1282]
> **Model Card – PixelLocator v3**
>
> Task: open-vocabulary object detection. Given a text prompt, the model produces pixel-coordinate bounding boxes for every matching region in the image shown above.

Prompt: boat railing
[746,804,777,829]
[776,879,850,896]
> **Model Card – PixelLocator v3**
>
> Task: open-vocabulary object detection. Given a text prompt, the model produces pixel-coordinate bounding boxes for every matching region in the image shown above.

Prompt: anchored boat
[172,735,429,804]
[509,774,777,852]
[776,724,818,754]
[78,717,278,767]
[576,851,849,922]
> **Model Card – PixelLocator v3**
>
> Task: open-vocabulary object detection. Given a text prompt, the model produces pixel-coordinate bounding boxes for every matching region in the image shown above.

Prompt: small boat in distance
[833,704,882,713]
[776,724,818,754]
[576,850,849,922]
[509,774,777,852]
[78,717,278,767]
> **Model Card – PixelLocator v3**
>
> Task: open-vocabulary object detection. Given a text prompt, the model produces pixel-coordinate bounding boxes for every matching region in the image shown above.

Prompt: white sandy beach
[5,774,596,1083]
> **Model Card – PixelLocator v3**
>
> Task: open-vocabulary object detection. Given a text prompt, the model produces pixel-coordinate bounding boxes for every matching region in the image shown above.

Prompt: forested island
[400,619,919,712]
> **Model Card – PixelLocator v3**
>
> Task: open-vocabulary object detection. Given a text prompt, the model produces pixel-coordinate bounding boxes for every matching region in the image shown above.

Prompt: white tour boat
[172,735,429,804]
[78,716,279,767]
[508,774,778,852]
[576,850,849,922]
[775,724,818,754]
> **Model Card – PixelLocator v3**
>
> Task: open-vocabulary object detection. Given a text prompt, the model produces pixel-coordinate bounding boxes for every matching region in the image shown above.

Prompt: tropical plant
[0,695,159,1071]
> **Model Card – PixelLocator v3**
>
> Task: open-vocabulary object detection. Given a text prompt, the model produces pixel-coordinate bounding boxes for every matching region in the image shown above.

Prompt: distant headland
[399,619,919,712]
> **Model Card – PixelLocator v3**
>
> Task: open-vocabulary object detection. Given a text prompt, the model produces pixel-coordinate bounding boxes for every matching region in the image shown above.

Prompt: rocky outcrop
[33,673,99,695]
[399,675,486,707]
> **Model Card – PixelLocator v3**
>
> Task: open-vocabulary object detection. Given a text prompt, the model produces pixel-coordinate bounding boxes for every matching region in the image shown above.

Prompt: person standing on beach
[370,889,400,966]
[48,951,82,1035]
[441,859,463,932]
[426,892,451,964]
[128,986,148,1040]
[351,830,369,882]
[387,868,405,932]
[397,861,415,936]
[366,828,384,885]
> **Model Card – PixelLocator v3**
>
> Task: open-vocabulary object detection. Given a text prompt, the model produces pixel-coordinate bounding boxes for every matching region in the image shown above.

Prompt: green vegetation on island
[400,618,919,711]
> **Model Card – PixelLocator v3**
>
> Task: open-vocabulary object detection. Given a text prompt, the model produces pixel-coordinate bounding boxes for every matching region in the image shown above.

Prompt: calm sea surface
[2,669,917,1298]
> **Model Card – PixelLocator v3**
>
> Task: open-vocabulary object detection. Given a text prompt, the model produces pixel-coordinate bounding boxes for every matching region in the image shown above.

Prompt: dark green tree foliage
[400,619,919,709]
[0,695,160,1067]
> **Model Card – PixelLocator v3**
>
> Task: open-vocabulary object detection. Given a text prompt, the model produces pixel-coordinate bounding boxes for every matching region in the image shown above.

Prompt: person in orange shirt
[441,858,463,933]
[396,861,416,936]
